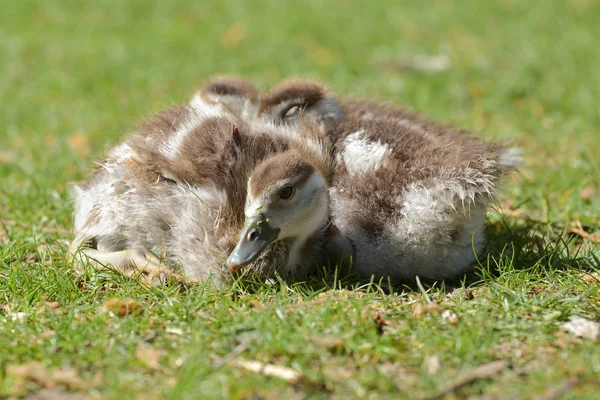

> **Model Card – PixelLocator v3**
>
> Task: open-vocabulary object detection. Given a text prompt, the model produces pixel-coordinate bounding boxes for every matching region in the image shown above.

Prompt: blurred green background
[1,0,599,232]
[1,1,599,398]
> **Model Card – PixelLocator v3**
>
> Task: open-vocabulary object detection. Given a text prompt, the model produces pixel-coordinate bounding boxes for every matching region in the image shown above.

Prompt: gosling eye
[278,185,295,200]
[161,174,178,184]
[282,105,301,119]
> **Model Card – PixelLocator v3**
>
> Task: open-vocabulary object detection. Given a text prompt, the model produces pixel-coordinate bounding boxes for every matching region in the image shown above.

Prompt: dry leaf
[102,298,143,316]
[221,23,246,47]
[50,369,88,390]
[249,300,264,309]
[374,313,391,334]
[569,227,600,243]
[136,344,162,371]
[46,301,61,309]
[579,186,595,201]
[441,310,459,324]
[322,360,356,381]
[37,301,62,316]
[561,317,600,340]
[553,330,573,349]
[229,359,303,384]
[424,355,441,374]
[412,302,441,317]
[7,362,87,397]
[40,330,56,340]
[0,226,8,245]
[582,272,600,284]
[67,133,90,158]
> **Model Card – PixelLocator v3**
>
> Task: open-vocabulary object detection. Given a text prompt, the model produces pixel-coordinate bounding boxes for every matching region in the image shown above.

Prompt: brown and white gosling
[69,78,338,283]
[256,79,419,127]
[189,76,260,120]
[250,80,520,282]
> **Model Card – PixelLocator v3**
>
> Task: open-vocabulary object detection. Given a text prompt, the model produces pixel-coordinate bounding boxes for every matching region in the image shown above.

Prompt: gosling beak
[226,215,280,271]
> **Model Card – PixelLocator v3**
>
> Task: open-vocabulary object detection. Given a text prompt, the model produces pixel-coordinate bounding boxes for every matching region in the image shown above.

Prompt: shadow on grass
[231,215,598,297]
[484,215,597,273]
[66,214,598,301]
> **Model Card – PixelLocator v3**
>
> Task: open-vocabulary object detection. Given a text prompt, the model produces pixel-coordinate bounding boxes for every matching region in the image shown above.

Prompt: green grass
[1,0,599,398]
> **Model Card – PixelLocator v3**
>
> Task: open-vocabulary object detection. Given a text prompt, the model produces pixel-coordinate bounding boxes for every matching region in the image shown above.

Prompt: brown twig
[419,360,510,400]
[212,341,249,370]
[533,377,579,400]
[569,227,600,243]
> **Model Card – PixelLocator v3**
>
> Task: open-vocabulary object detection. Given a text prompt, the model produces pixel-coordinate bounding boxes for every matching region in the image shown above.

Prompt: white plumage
[256,80,520,282]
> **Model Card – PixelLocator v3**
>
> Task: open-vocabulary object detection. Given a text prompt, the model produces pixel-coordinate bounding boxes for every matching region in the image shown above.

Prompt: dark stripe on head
[201,77,259,102]
[258,80,326,115]
[249,152,315,199]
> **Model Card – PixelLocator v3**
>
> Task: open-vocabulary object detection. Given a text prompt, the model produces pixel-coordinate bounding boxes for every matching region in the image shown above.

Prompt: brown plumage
[190,76,260,119]
[258,80,343,128]
[201,77,259,102]
[258,80,326,115]
[69,79,335,283]
[249,154,315,199]
[256,79,520,282]
[70,76,519,285]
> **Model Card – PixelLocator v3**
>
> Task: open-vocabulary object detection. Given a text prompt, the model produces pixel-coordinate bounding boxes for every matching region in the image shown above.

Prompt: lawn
[1,0,599,398]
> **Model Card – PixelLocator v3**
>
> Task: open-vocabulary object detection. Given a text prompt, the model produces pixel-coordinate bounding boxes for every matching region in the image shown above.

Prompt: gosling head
[190,76,259,118]
[257,80,343,127]
[226,151,329,271]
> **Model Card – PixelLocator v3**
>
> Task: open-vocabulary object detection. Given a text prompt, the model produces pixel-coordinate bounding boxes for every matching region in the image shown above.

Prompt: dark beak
[226,215,280,271]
